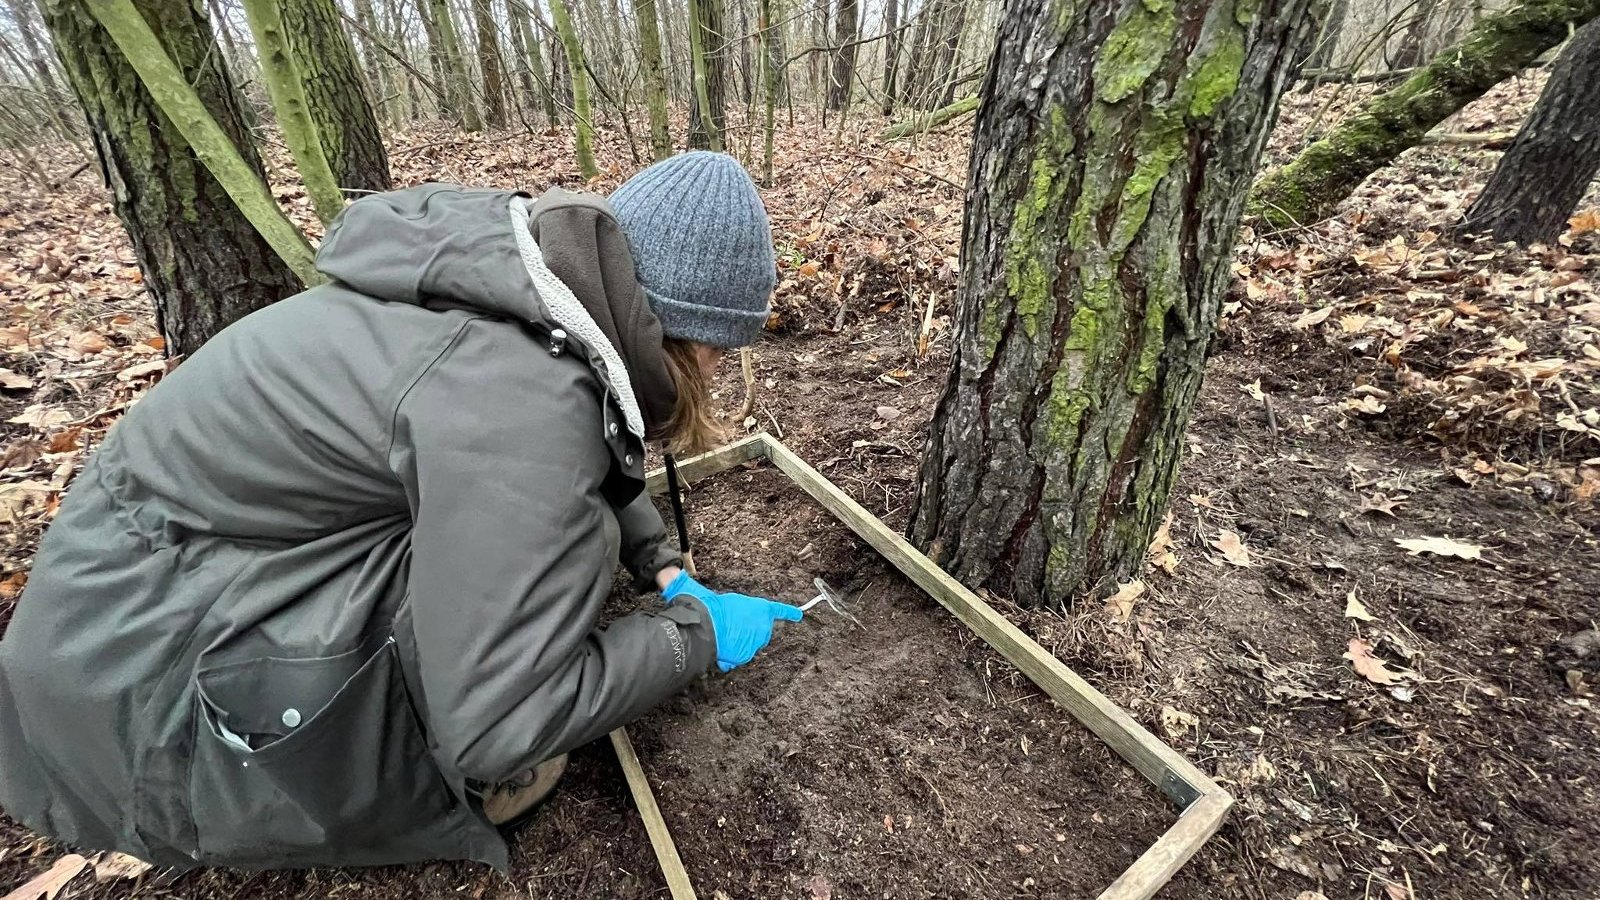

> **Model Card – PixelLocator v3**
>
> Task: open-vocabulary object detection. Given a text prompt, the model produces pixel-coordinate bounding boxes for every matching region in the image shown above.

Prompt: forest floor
[1,73,1598,900]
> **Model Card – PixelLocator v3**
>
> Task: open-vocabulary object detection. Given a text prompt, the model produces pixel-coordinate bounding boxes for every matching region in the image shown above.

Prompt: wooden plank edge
[609,727,699,900]
[1097,792,1233,900]
[645,433,769,495]
[757,434,1225,810]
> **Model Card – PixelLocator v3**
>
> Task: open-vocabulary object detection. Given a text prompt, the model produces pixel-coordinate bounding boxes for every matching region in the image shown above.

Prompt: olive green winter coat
[0,185,717,870]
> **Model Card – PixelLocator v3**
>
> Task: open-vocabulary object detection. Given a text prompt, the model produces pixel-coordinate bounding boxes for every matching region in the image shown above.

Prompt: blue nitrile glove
[663,570,804,673]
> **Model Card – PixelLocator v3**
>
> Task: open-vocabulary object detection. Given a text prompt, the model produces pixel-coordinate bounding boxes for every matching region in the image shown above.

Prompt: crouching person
[0,152,801,870]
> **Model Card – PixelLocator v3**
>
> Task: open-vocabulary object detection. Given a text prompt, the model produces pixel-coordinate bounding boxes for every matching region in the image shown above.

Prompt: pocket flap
[196,642,375,751]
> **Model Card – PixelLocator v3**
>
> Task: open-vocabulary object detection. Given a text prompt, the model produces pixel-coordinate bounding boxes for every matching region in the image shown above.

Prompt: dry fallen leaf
[1292,306,1334,329]
[1106,579,1146,624]
[1344,588,1375,622]
[1160,705,1198,739]
[1146,511,1177,574]
[0,571,27,601]
[66,330,108,355]
[1241,379,1265,402]
[1344,637,1415,686]
[1211,529,1252,567]
[1395,536,1483,560]
[6,405,73,430]
[92,852,151,884]
[0,854,88,900]
[0,326,31,350]
[1357,492,1403,517]
[116,359,167,382]
[0,368,33,391]
[1569,208,1600,235]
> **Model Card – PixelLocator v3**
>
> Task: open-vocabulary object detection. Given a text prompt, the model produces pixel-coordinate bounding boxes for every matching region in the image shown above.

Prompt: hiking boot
[481,754,568,828]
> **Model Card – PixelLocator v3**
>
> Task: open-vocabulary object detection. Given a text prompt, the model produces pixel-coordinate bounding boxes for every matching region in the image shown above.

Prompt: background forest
[0,0,1598,898]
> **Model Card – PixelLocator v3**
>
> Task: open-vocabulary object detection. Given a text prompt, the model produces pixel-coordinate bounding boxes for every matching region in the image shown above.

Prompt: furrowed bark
[1251,0,1600,229]
[1457,16,1600,245]
[688,0,727,150]
[827,0,858,110]
[910,0,1322,604]
[60,0,309,355]
[282,0,392,192]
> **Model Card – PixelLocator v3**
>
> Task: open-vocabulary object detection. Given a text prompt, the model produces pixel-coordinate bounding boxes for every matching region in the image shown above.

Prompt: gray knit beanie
[609,152,775,348]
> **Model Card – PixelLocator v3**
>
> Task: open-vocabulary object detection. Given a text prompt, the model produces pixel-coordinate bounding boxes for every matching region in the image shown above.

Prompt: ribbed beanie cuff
[648,289,770,347]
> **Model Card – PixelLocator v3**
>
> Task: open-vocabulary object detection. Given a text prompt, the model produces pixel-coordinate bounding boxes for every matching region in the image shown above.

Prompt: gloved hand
[663,570,804,673]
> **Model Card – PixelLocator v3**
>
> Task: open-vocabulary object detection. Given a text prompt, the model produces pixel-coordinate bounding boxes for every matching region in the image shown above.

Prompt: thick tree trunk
[425,0,482,130]
[548,0,597,175]
[636,0,672,158]
[1458,17,1600,244]
[46,0,303,355]
[471,0,508,127]
[880,0,900,115]
[687,0,726,150]
[826,0,858,110]
[1252,0,1600,229]
[241,0,345,223]
[910,0,1321,604]
[281,0,392,192]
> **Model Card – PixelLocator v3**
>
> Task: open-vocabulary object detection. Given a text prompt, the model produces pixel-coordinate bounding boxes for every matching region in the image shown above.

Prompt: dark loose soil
[620,463,1173,899]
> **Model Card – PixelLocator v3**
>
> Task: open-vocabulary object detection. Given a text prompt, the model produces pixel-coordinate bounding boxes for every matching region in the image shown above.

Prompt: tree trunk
[471,0,507,127]
[758,0,778,182]
[47,0,304,355]
[930,0,967,107]
[1251,0,1600,229]
[8,0,63,95]
[827,0,858,110]
[878,93,976,140]
[731,0,753,106]
[281,0,392,192]
[1298,0,1348,89]
[508,0,556,127]
[425,0,482,130]
[1458,16,1600,244]
[880,0,900,115]
[635,0,672,157]
[910,0,1321,604]
[687,0,726,150]
[548,0,597,175]
[348,0,386,105]
[241,0,345,223]
[1390,0,1441,68]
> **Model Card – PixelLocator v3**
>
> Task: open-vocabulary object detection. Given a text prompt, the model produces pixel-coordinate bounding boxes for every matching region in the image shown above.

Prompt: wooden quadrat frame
[609,433,1232,900]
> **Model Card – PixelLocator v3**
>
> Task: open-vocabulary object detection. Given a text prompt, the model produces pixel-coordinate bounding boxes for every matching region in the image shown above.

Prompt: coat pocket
[188,638,458,867]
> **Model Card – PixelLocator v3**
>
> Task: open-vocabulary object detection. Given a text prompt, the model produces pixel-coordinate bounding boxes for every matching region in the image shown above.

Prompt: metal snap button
[281,708,302,728]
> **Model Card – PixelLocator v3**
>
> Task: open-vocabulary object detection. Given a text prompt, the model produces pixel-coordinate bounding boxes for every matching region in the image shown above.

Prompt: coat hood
[315,184,675,439]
